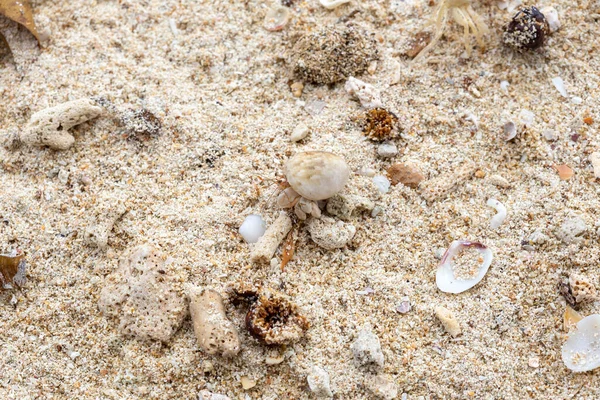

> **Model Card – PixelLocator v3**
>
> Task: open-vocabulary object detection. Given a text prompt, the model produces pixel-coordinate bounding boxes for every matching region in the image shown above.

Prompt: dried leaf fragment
[0,0,40,42]
[0,251,27,289]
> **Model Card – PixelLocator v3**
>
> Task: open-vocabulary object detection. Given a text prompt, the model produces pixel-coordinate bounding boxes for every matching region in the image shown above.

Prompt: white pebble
[307,366,333,398]
[487,198,507,229]
[571,96,583,105]
[500,80,510,92]
[541,6,560,33]
[590,152,600,179]
[518,109,535,127]
[291,123,309,142]
[239,215,266,243]
[345,77,383,109]
[373,175,390,194]
[351,328,384,368]
[552,77,568,98]
[377,142,398,158]
[320,0,351,9]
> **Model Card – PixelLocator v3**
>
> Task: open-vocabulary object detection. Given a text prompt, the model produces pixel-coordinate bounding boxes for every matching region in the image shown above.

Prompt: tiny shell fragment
[564,305,584,332]
[555,164,574,180]
[589,153,600,179]
[263,5,290,31]
[0,251,27,289]
[319,0,351,9]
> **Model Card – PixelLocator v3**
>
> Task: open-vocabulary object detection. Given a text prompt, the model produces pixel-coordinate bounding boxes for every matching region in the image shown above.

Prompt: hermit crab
[277,151,350,220]
[414,0,489,61]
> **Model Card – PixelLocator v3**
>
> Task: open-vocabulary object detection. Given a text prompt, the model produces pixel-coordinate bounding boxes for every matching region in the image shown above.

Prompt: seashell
[263,5,290,32]
[284,152,350,201]
[564,305,583,332]
[487,198,507,229]
[436,240,493,294]
[503,121,517,141]
[562,314,600,372]
[320,0,351,9]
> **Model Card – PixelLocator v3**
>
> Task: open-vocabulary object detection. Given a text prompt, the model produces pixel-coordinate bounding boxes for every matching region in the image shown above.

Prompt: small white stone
[571,96,583,105]
[291,123,309,142]
[307,366,333,398]
[199,390,231,400]
[367,374,398,400]
[345,77,383,109]
[239,215,266,243]
[541,6,560,33]
[590,152,600,179]
[518,109,535,127]
[377,142,398,158]
[373,175,391,194]
[500,80,510,92]
[351,328,384,368]
[542,129,558,141]
[487,198,507,229]
[528,357,540,368]
[556,216,587,244]
[551,77,568,98]
[319,0,351,9]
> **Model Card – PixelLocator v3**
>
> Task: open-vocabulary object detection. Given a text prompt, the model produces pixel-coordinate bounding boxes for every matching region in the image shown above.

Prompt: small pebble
[540,6,560,32]
[555,164,574,180]
[239,215,266,244]
[351,328,384,368]
[307,366,333,398]
[589,152,600,179]
[543,129,558,141]
[371,206,384,218]
[319,0,350,10]
[345,77,383,109]
[241,376,256,390]
[435,306,461,337]
[552,77,567,98]
[377,142,398,158]
[290,123,309,142]
[488,174,510,188]
[373,175,391,194]
[387,162,425,188]
[367,374,398,400]
[263,5,290,31]
[291,82,304,97]
[199,390,231,400]
[528,357,540,368]
[556,216,587,244]
[396,301,411,314]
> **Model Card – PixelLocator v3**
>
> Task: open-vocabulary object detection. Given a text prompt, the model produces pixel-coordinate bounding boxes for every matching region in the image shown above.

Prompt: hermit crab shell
[284,151,350,201]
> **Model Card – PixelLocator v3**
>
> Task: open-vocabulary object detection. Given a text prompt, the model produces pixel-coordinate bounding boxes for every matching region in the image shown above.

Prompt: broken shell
[0,251,27,289]
[436,240,493,294]
[263,5,290,32]
[487,198,507,229]
[320,0,351,9]
[503,121,517,141]
[284,152,350,201]
[562,314,600,372]
[564,305,584,332]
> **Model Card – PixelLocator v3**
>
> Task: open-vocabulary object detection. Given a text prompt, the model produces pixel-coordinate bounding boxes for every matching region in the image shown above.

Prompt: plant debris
[0,0,40,42]
[230,285,309,345]
[363,108,399,141]
[0,250,27,289]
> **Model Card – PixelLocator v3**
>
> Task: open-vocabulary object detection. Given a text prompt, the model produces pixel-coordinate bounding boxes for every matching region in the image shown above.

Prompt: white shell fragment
[552,77,568,98]
[263,5,290,32]
[436,240,493,294]
[320,0,351,10]
[345,77,383,109]
[503,121,517,141]
[239,214,266,243]
[487,198,507,229]
[373,175,391,194]
[541,6,560,33]
[562,314,600,372]
[284,152,350,201]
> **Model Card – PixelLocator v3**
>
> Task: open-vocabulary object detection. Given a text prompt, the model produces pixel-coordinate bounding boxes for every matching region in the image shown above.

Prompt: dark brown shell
[503,6,549,50]
[0,252,26,289]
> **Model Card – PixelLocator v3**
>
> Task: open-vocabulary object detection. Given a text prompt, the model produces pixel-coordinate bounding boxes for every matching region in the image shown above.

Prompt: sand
[1,0,600,398]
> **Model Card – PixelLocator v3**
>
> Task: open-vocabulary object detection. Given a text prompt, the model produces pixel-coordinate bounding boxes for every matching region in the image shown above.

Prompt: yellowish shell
[284,152,350,201]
